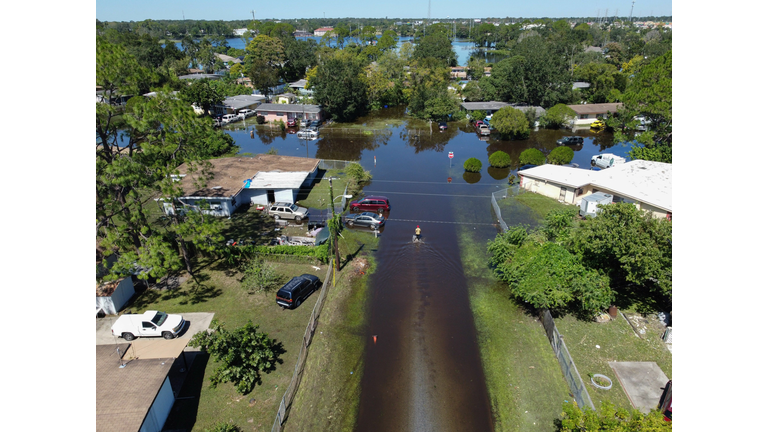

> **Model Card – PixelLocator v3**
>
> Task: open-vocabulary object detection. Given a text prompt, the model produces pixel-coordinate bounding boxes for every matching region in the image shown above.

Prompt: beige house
[274,93,297,104]
[567,103,623,127]
[255,103,323,124]
[519,160,672,220]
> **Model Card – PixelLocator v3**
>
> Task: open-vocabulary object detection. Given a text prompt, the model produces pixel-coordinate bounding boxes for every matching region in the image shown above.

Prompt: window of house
[580,114,589,119]
[276,112,284,116]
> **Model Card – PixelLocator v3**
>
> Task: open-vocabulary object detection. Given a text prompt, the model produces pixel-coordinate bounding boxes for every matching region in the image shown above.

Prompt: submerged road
[355,179,494,432]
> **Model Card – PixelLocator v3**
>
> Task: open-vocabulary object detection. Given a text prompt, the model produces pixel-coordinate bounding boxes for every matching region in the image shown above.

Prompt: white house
[162,155,322,217]
[96,277,135,315]
[567,103,623,127]
[519,160,672,220]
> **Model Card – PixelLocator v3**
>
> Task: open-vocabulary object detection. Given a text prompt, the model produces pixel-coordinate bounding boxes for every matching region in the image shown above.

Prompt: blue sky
[96,0,672,22]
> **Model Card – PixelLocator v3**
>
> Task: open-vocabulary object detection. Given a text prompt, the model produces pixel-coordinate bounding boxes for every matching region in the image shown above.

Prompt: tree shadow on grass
[340,243,364,271]
[179,273,222,306]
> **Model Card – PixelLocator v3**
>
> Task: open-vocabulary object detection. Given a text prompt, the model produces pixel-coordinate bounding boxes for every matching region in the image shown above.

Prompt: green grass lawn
[512,191,576,222]
[282,229,379,432]
[131,255,329,431]
[457,225,572,432]
[297,169,354,210]
[552,314,672,411]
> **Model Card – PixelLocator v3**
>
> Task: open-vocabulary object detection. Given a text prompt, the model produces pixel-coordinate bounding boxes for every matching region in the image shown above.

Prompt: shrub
[548,146,575,165]
[508,173,518,184]
[489,151,512,168]
[464,157,482,172]
[539,104,577,129]
[256,115,266,124]
[470,110,486,122]
[490,106,530,139]
[520,148,546,165]
[279,119,286,131]
[241,258,283,293]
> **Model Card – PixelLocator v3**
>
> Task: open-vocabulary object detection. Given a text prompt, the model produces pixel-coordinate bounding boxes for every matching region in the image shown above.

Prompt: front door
[559,187,567,201]
[267,190,275,203]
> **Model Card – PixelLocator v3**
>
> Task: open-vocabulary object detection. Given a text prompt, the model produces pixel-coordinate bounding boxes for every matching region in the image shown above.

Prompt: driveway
[609,361,669,413]
[96,312,215,346]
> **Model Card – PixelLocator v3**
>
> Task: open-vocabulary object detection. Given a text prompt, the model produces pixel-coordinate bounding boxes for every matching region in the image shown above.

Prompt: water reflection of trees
[313,129,390,161]
[400,125,459,153]
[463,172,481,184]
[487,166,510,180]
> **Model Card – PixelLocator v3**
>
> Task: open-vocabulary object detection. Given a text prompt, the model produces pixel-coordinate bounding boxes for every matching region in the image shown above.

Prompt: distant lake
[169,37,499,67]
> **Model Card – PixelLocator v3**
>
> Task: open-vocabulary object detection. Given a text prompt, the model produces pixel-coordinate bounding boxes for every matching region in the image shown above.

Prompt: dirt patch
[621,312,667,339]
[153,274,189,290]
[347,257,369,280]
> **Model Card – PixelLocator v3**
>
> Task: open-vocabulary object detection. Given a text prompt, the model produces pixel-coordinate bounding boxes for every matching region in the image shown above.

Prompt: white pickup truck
[111,310,186,341]
[591,153,626,169]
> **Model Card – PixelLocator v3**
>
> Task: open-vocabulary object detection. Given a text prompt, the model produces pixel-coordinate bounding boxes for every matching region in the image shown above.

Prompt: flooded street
[226,107,626,430]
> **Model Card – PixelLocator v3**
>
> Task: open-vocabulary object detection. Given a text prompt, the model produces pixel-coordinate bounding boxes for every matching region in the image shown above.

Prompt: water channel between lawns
[225,107,626,430]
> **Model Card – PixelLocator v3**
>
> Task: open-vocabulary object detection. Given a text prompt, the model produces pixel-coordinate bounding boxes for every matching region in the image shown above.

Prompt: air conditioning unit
[211,205,222,210]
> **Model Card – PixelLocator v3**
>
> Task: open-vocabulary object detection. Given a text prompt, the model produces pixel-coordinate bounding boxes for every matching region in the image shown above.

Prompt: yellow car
[590,119,606,129]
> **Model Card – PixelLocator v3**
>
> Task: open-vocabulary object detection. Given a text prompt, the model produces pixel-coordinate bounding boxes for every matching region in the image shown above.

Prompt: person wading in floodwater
[413,225,421,242]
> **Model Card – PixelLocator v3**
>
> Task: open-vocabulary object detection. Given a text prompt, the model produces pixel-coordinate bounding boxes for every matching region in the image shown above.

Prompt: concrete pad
[609,361,669,413]
[121,337,189,360]
[96,312,215,345]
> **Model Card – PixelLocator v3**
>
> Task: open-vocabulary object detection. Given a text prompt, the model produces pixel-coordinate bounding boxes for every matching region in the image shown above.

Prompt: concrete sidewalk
[609,361,669,413]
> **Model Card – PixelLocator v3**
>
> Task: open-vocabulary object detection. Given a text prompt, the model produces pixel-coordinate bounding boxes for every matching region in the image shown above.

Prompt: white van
[591,153,626,169]
[221,114,238,124]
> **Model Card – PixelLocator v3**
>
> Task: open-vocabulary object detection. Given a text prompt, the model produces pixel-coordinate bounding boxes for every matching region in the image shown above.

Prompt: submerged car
[350,195,390,213]
[556,136,584,145]
[286,119,296,127]
[590,119,606,129]
[438,122,448,131]
[477,124,490,136]
[343,212,385,230]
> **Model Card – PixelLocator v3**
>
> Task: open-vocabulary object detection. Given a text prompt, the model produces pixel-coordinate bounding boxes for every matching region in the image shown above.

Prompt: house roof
[289,79,308,88]
[215,53,242,63]
[175,155,321,198]
[460,101,511,111]
[249,171,313,189]
[217,94,265,110]
[566,103,623,115]
[519,164,596,188]
[96,344,174,432]
[178,73,222,81]
[572,82,591,89]
[591,160,672,212]
[257,103,321,114]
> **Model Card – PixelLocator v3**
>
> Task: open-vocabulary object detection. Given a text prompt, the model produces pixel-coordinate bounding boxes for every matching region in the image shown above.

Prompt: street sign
[448,152,454,159]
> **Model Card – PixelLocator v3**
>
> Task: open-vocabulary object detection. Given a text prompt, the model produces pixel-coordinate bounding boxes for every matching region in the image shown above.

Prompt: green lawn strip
[297,169,353,210]
[282,230,378,432]
[457,226,571,432]
[511,191,575,221]
[131,259,328,431]
[552,314,672,411]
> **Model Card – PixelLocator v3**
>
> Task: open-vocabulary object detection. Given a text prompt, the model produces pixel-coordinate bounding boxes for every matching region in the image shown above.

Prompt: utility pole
[629,0,635,24]
[328,178,340,273]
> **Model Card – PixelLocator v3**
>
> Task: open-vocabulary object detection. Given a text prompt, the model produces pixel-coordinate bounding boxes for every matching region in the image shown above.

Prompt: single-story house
[460,102,545,119]
[567,103,623,126]
[314,27,335,36]
[178,73,222,81]
[213,94,266,116]
[518,159,672,220]
[255,103,323,124]
[96,344,176,432]
[97,277,135,316]
[450,66,467,79]
[274,93,297,104]
[572,81,591,91]
[288,79,312,96]
[161,155,322,217]
[214,53,242,64]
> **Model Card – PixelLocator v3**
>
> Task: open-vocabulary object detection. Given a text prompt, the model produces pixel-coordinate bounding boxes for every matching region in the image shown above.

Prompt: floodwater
[225,107,625,430]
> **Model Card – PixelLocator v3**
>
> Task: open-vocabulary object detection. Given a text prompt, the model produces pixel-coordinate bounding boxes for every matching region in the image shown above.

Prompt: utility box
[580,192,613,218]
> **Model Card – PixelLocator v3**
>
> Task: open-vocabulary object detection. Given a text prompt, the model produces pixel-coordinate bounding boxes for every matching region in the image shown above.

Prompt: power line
[363,190,491,198]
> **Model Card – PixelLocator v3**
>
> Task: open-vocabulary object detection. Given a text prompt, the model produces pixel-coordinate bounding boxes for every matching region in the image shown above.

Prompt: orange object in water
[373,335,377,344]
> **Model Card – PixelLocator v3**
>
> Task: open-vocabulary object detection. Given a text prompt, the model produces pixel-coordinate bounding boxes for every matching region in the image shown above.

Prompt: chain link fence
[539,309,596,411]
[492,187,595,411]
[318,159,352,171]
[271,263,335,432]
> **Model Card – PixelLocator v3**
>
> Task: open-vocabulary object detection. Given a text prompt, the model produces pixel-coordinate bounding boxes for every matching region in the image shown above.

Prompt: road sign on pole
[448,152,454,159]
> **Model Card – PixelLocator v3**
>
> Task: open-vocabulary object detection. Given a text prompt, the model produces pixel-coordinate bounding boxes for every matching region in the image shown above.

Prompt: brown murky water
[227,107,622,430]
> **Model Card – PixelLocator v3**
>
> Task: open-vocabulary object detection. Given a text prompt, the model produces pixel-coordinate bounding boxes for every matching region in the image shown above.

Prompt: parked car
[268,202,309,221]
[590,119,606,129]
[477,124,490,136]
[301,119,311,127]
[238,109,255,119]
[296,127,318,139]
[556,136,584,145]
[286,119,296,127]
[111,310,185,341]
[221,114,238,124]
[344,212,385,230]
[350,195,390,213]
[473,120,485,128]
[310,120,322,129]
[275,274,322,309]
[438,122,448,131]
[591,153,626,169]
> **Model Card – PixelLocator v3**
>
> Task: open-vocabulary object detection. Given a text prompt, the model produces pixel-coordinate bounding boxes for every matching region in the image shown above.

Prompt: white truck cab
[111,310,185,341]
[591,153,626,169]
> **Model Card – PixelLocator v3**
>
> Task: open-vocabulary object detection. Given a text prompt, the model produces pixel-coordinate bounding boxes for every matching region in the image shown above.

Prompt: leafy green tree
[413,29,457,66]
[189,320,284,394]
[569,203,672,300]
[462,80,483,102]
[464,158,482,172]
[333,24,350,49]
[490,107,530,139]
[611,51,672,162]
[406,57,457,121]
[520,148,546,165]
[346,162,373,192]
[241,257,283,293]
[247,59,280,100]
[558,401,671,431]
[244,34,286,68]
[573,63,625,103]
[489,151,512,168]
[488,234,613,313]
[281,38,318,82]
[179,79,223,116]
[540,104,577,129]
[548,146,575,165]
[312,51,368,121]
[543,208,578,243]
